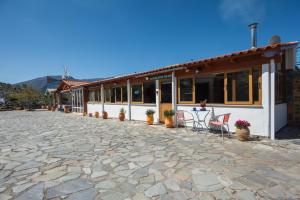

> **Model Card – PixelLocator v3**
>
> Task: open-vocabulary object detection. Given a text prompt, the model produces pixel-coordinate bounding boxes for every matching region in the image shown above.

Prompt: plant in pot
[200,99,207,111]
[164,109,175,128]
[119,108,126,121]
[95,111,100,118]
[83,112,87,116]
[102,111,108,119]
[235,119,251,141]
[145,109,155,125]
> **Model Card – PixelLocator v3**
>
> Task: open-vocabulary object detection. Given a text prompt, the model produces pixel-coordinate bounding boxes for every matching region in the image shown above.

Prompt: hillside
[16,76,63,92]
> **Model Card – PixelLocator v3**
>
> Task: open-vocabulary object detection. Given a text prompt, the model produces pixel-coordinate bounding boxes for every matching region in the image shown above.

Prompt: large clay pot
[119,113,125,121]
[95,112,100,118]
[236,127,250,141]
[47,106,52,111]
[102,111,108,119]
[146,115,154,125]
[83,112,87,116]
[165,117,174,128]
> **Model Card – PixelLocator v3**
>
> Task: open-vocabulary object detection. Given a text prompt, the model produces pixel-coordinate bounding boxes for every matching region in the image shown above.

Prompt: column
[270,59,276,140]
[262,63,270,138]
[171,71,177,125]
[71,91,74,112]
[101,84,104,113]
[127,79,131,120]
[155,79,160,124]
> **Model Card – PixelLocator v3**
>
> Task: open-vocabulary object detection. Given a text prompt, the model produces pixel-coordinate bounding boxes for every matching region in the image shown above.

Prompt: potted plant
[95,111,100,118]
[235,119,251,141]
[83,112,87,116]
[200,99,207,111]
[146,109,155,125]
[164,109,175,128]
[119,108,126,121]
[102,111,108,119]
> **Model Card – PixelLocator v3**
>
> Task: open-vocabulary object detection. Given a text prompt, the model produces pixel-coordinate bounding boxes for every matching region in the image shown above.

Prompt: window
[252,68,261,104]
[115,87,121,102]
[179,78,193,102]
[195,73,224,104]
[122,86,127,102]
[225,69,251,104]
[143,82,156,103]
[105,88,111,102]
[88,90,95,102]
[111,88,116,103]
[132,84,142,102]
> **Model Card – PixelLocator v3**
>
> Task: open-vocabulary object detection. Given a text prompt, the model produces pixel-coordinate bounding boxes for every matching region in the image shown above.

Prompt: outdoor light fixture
[145,77,149,80]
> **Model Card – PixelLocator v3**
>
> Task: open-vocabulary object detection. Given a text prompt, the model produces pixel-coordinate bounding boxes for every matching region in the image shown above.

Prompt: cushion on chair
[209,121,223,126]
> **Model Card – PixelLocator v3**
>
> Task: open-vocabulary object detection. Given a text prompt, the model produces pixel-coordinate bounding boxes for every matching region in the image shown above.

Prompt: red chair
[209,113,231,141]
[176,110,195,130]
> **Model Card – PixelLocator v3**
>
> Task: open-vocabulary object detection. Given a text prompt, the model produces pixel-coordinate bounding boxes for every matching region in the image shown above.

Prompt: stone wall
[287,69,300,124]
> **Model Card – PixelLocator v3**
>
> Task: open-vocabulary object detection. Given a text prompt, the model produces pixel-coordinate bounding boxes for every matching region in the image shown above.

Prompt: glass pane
[111,88,116,103]
[115,87,121,102]
[180,78,193,102]
[161,81,172,103]
[105,88,110,102]
[253,69,259,102]
[227,70,249,102]
[143,82,156,103]
[89,90,95,101]
[132,85,142,102]
[122,86,127,102]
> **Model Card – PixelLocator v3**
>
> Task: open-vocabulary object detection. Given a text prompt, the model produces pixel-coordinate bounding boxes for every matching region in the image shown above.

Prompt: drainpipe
[155,79,160,124]
[127,79,131,120]
[171,71,177,125]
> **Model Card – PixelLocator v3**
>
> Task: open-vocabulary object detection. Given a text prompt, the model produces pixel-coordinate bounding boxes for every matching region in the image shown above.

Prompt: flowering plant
[235,119,251,129]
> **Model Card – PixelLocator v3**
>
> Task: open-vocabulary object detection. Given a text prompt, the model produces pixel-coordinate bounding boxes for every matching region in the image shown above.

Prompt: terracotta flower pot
[146,115,154,125]
[119,113,125,121]
[236,127,250,141]
[47,106,51,111]
[102,111,108,119]
[95,112,100,118]
[165,117,174,128]
[83,112,87,116]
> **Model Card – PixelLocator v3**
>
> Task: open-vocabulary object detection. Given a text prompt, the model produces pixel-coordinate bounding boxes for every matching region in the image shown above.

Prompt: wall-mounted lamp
[145,77,149,80]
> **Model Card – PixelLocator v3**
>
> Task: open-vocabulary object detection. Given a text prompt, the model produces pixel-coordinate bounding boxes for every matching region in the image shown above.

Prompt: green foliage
[145,109,155,116]
[120,107,126,113]
[0,82,44,110]
[164,109,175,117]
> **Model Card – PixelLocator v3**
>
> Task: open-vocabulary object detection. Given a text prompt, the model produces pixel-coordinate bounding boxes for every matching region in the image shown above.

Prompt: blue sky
[0,0,299,83]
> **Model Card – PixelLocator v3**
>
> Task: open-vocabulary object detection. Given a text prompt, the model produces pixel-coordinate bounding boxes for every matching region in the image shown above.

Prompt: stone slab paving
[0,111,300,199]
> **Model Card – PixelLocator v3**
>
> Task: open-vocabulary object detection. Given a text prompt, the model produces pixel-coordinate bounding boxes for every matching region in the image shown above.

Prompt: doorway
[160,80,172,123]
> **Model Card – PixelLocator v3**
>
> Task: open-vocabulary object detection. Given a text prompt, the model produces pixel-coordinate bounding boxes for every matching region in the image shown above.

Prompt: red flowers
[235,119,251,129]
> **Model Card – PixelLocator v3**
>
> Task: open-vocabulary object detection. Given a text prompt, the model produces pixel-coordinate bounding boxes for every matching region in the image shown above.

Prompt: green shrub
[146,109,155,116]
[164,109,175,117]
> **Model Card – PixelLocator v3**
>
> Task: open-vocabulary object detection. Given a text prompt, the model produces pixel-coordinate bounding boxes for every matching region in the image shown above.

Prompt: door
[160,80,172,123]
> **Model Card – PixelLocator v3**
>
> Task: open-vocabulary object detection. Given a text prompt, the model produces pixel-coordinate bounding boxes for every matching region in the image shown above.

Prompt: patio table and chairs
[191,108,210,132]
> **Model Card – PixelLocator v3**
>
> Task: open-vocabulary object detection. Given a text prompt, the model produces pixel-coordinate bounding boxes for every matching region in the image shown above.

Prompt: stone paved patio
[0,111,300,200]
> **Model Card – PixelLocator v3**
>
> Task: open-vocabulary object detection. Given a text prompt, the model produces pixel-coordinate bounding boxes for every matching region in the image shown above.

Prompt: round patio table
[191,109,210,132]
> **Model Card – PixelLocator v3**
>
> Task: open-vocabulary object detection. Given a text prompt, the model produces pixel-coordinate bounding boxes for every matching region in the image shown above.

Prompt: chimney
[248,22,258,48]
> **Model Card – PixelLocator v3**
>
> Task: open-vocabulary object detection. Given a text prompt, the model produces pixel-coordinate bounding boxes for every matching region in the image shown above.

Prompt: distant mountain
[16,75,64,92]
[16,76,107,92]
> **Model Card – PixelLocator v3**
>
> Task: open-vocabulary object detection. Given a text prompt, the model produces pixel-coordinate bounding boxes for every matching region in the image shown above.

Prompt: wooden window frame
[224,68,253,105]
[176,67,262,105]
[178,77,195,104]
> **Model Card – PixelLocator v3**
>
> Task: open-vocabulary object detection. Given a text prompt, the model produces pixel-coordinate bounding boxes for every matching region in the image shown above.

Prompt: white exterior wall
[104,104,128,119]
[131,105,158,123]
[87,103,103,114]
[275,103,287,132]
[176,105,265,136]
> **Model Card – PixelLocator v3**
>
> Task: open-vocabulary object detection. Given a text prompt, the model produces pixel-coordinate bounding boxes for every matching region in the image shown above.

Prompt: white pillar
[155,79,160,124]
[127,80,131,120]
[262,63,270,138]
[270,59,276,140]
[101,84,104,113]
[71,91,74,112]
